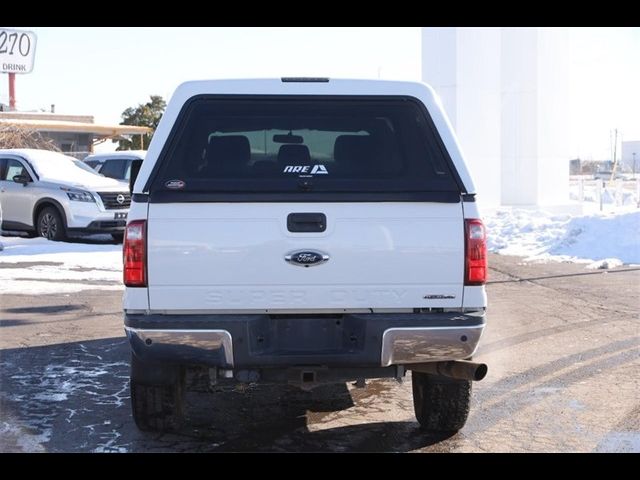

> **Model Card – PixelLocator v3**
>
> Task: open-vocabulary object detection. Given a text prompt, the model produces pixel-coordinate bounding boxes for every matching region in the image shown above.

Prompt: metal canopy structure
[0,118,150,140]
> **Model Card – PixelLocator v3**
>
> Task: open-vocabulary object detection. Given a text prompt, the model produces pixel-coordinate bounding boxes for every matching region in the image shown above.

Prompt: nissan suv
[124,78,488,434]
[0,149,131,241]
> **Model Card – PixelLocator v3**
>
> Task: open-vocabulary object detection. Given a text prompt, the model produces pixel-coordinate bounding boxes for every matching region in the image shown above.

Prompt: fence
[569,176,640,210]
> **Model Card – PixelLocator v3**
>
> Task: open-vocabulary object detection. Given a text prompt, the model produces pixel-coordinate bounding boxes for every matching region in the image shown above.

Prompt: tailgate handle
[287,213,326,232]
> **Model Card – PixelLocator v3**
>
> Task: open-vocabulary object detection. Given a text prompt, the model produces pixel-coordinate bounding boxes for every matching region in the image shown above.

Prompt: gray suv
[0,149,131,241]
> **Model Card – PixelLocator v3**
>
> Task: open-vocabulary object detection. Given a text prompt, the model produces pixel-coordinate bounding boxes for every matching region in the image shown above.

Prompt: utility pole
[610,128,619,182]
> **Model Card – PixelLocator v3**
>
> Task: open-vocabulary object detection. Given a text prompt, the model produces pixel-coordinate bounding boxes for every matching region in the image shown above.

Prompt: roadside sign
[1,28,37,74]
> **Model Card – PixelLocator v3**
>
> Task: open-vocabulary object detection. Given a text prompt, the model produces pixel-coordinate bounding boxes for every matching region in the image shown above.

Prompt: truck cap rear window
[148,96,460,198]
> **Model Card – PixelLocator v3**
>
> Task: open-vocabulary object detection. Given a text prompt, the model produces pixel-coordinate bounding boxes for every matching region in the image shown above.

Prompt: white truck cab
[124,78,488,433]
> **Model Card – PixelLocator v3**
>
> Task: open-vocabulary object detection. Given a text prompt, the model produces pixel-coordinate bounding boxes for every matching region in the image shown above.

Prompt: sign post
[9,73,16,110]
[1,28,37,110]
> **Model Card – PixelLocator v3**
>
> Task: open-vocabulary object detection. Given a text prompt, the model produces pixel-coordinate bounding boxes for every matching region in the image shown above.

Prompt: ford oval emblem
[285,250,329,267]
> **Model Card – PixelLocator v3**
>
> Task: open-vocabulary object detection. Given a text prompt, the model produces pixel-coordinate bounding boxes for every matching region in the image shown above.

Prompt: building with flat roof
[0,111,150,159]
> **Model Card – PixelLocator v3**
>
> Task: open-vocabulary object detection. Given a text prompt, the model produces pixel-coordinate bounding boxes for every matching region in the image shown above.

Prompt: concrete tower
[421,27,570,207]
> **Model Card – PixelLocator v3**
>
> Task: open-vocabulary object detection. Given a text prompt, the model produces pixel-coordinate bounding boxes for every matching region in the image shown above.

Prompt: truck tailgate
[146,202,464,311]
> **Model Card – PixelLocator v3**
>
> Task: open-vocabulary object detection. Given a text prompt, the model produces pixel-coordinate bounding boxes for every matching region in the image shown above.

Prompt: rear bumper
[125,311,485,369]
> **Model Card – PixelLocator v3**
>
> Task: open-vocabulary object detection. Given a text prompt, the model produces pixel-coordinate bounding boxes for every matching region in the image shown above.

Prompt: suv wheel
[130,354,185,432]
[37,207,66,241]
[412,371,472,432]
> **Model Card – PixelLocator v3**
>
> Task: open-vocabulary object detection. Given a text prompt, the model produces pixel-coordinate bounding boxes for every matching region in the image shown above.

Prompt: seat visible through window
[333,135,377,175]
[277,144,311,166]
[204,136,251,176]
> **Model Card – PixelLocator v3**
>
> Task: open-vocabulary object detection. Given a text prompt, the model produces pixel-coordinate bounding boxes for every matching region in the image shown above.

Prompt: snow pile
[585,258,623,270]
[0,236,123,294]
[485,209,640,267]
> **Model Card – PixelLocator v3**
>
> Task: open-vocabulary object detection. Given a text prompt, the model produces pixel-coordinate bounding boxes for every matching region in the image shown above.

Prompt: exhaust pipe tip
[409,360,489,382]
[473,363,488,381]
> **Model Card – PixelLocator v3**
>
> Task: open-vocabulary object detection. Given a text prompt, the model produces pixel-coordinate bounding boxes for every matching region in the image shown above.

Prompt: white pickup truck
[123,78,488,433]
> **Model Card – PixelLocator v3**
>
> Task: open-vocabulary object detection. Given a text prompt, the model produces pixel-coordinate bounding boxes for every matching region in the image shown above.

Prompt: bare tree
[0,125,61,151]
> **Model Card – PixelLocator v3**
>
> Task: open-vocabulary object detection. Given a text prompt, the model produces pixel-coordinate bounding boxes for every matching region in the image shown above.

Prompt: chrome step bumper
[126,323,484,368]
[380,325,484,366]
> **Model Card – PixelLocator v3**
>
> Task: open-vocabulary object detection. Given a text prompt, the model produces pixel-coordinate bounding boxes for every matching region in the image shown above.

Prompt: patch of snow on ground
[0,235,122,294]
[0,421,52,452]
[33,392,69,402]
[485,208,640,267]
[586,258,624,270]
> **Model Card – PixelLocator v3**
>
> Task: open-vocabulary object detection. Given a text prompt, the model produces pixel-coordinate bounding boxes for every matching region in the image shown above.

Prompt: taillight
[465,219,487,285]
[124,220,146,287]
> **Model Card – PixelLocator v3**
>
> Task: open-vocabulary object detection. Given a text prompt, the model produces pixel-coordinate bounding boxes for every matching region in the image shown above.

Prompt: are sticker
[283,165,328,175]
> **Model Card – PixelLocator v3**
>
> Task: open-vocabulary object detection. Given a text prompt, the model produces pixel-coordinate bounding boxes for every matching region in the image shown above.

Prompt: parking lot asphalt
[0,253,638,452]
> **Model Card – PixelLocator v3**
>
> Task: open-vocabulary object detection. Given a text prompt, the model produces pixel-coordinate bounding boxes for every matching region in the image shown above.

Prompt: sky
[1,27,638,159]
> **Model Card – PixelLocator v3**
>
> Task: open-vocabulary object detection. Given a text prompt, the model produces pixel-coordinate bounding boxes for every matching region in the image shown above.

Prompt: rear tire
[130,354,185,432]
[36,207,66,241]
[412,371,472,432]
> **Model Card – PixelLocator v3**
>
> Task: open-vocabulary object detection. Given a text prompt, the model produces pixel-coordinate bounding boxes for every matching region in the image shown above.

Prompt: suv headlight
[61,187,95,202]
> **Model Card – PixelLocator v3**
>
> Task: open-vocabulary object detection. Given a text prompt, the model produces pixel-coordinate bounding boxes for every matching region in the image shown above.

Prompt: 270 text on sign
[0,28,37,74]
